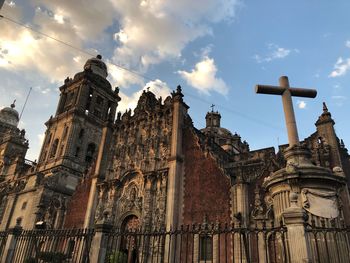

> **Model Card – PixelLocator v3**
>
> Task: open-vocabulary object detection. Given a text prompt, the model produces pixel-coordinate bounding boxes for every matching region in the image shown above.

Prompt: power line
[19,87,32,121]
[0,14,155,83]
[0,14,284,132]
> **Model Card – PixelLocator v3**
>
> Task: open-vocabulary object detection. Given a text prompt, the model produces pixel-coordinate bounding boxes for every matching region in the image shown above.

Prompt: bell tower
[37,55,120,176]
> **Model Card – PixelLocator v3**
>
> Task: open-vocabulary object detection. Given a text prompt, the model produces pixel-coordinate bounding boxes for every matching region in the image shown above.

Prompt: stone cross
[255,76,317,147]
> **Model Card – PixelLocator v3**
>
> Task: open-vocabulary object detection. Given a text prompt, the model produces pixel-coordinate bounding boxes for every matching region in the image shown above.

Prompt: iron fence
[306,219,350,263]
[3,220,350,262]
[104,221,289,263]
[11,228,95,263]
[0,230,8,259]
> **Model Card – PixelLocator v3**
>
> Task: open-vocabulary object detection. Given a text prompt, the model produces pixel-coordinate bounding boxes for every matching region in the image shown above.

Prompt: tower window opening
[65,91,75,109]
[85,143,96,164]
[49,139,59,159]
[79,129,85,139]
[59,144,65,156]
[16,217,23,226]
[85,88,93,113]
[94,109,101,118]
[96,95,104,105]
[63,125,69,140]
[21,202,27,210]
[46,133,52,145]
[75,147,81,158]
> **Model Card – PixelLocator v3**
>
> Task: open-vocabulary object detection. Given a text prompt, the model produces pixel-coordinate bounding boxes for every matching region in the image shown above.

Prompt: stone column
[282,193,311,263]
[164,86,187,263]
[83,176,99,228]
[84,123,113,228]
[1,224,22,263]
[231,173,249,263]
[257,230,267,263]
[89,222,113,263]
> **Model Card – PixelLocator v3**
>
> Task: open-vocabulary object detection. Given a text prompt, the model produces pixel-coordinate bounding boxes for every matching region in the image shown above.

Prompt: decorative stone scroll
[301,188,339,218]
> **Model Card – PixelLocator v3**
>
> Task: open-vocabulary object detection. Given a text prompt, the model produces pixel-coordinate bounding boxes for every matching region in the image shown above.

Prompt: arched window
[79,128,85,140]
[16,217,23,226]
[85,143,96,164]
[62,125,69,140]
[46,133,52,145]
[49,139,59,158]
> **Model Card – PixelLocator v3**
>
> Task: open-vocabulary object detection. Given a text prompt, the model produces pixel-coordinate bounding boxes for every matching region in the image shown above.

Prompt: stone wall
[182,127,231,224]
[64,178,92,228]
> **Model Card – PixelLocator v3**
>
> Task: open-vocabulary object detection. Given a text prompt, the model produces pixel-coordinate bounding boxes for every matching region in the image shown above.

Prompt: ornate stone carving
[301,188,339,218]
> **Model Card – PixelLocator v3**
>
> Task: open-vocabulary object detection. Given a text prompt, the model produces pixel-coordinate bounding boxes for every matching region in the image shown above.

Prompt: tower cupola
[205,110,221,128]
[84,54,108,79]
[0,101,19,127]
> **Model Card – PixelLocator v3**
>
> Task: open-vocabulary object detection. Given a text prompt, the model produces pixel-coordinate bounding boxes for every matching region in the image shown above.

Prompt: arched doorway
[121,215,140,263]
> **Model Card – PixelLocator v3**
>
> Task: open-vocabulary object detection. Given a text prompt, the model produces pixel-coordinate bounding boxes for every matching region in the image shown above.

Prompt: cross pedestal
[255,76,317,147]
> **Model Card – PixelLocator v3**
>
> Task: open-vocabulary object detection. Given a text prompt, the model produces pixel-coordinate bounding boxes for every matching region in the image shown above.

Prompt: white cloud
[346,40,350,48]
[254,43,294,63]
[333,84,342,90]
[329,57,350,78]
[0,2,85,82]
[297,100,306,109]
[117,79,171,112]
[0,0,240,162]
[331,95,347,107]
[178,56,228,95]
[107,62,145,88]
[0,0,239,88]
[109,0,239,82]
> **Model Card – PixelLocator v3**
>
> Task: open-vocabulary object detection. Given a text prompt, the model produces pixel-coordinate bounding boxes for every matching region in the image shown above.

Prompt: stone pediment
[134,90,159,114]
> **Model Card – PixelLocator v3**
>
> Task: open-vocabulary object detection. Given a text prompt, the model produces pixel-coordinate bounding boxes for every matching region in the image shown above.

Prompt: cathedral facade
[0,56,349,253]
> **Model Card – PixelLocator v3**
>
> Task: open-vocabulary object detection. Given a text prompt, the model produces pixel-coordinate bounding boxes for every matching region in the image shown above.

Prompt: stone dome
[84,54,108,78]
[0,101,19,127]
[201,126,233,139]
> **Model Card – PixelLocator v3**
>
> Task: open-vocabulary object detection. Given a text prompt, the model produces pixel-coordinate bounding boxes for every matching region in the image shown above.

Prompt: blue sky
[0,0,349,161]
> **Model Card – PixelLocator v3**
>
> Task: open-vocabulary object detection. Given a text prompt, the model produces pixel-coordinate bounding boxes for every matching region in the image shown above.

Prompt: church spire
[316,101,334,126]
[323,102,328,113]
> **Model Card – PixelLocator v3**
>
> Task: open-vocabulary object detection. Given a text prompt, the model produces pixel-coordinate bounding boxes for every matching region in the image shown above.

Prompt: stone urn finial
[290,192,298,207]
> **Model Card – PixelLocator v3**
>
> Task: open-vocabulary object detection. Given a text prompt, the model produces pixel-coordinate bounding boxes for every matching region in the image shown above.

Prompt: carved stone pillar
[282,193,311,263]
[89,221,113,263]
[164,86,188,263]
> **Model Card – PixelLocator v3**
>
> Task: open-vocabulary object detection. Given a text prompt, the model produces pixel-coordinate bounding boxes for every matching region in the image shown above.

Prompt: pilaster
[1,224,22,263]
[89,222,113,263]
[282,193,311,263]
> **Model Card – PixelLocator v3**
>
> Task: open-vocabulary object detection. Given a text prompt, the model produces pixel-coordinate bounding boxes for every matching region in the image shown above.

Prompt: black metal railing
[104,221,289,263]
[4,220,350,263]
[306,219,350,263]
[11,228,95,263]
[0,231,8,259]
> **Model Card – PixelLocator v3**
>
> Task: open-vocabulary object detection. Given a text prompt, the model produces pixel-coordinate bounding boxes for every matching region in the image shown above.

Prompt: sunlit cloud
[254,43,297,63]
[178,55,228,95]
[297,100,307,109]
[329,57,350,78]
